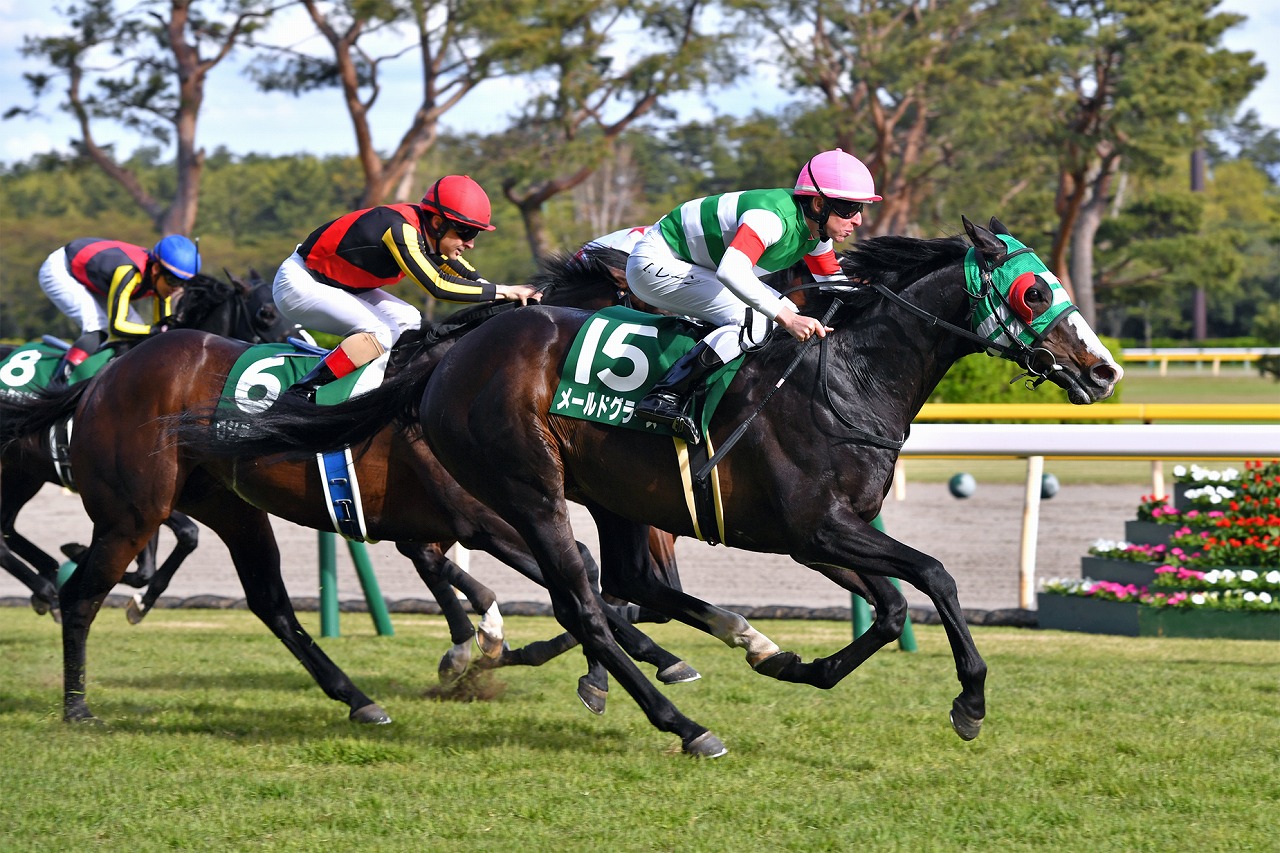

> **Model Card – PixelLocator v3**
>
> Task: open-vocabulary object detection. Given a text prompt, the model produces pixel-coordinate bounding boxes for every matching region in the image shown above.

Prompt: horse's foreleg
[128,512,200,624]
[751,567,906,688]
[801,520,986,741]
[201,498,390,724]
[0,542,59,617]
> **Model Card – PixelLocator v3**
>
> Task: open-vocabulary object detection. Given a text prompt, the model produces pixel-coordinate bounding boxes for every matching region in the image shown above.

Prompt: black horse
[0,269,295,618]
[198,218,1123,756]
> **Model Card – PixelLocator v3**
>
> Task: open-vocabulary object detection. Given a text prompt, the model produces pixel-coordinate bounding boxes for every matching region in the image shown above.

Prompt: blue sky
[1,0,1276,163]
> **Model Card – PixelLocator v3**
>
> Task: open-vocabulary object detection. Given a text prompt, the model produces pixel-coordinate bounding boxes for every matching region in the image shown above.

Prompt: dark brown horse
[14,254,693,726]
[205,218,1122,755]
[0,270,294,618]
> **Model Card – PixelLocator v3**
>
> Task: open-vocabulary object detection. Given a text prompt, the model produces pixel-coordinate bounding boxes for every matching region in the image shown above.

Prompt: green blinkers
[963,234,1075,351]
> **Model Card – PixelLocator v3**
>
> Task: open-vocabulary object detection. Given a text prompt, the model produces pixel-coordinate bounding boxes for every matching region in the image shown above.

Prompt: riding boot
[281,357,340,403]
[47,331,105,389]
[634,341,723,445]
[281,331,386,403]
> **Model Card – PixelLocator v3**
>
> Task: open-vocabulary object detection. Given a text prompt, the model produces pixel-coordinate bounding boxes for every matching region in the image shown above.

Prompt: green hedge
[929,336,1124,407]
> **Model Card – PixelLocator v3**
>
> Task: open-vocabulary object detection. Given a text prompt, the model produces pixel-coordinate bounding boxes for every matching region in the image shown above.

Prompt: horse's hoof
[350,703,392,725]
[126,593,148,625]
[577,678,607,715]
[30,595,51,616]
[751,651,800,679]
[51,607,62,625]
[949,709,984,741]
[683,731,728,758]
[437,642,473,686]
[476,626,505,659]
[657,661,701,684]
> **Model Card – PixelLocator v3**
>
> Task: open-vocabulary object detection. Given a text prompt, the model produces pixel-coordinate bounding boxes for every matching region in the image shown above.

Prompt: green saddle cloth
[219,343,387,414]
[0,340,116,401]
[551,306,744,437]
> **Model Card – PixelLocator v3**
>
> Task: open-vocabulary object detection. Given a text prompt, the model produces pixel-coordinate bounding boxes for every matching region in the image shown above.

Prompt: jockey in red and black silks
[272,174,541,401]
[38,234,201,384]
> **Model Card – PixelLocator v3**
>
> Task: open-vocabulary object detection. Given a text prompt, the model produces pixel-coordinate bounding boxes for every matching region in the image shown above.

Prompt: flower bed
[1037,581,1280,640]
[1045,460,1280,639]
[1037,594,1280,640]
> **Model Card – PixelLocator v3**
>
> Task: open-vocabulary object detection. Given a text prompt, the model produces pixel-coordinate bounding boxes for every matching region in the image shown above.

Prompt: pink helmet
[794,149,881,203]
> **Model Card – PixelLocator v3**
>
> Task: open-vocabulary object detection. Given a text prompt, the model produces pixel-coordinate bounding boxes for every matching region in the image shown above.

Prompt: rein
[694,241,1068,478]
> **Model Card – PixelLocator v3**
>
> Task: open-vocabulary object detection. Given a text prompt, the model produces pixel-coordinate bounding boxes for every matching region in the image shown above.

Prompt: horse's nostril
[1091,362,1118,385]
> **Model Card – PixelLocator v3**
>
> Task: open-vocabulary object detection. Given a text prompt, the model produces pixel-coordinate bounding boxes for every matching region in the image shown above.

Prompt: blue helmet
[151,234,201,280]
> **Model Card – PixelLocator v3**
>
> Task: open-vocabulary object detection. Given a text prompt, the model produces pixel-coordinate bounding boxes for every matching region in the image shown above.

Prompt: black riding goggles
[825,199,864,220]
[448,221,482,242]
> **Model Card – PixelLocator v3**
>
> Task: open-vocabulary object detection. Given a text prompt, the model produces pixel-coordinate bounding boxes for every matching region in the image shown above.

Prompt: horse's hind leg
[197,496,390,724]
[118,534,160,588]
[127,512,200,625]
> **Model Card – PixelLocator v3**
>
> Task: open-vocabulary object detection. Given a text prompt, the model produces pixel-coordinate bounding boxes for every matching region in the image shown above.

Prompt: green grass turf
[1,610,1276,852]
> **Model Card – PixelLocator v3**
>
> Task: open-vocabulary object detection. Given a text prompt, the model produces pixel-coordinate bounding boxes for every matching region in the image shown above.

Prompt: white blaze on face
[1066,313,1124,382]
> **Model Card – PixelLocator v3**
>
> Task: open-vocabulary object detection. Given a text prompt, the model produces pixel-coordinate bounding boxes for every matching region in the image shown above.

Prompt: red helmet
[420,175,496,232]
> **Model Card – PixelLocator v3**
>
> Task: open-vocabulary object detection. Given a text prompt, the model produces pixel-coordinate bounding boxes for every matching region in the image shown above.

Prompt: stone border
[0,595,1039,627]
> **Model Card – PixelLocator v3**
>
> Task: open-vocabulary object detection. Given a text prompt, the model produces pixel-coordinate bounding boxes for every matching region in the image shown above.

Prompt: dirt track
[1,478,1143,614]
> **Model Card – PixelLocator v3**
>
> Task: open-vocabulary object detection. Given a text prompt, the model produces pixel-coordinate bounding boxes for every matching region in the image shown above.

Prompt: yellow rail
[1121,351,1263,376]
[915,403,1280,422]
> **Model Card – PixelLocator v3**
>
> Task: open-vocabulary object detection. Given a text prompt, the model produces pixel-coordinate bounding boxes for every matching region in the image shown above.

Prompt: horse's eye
[1026,286,1046,305]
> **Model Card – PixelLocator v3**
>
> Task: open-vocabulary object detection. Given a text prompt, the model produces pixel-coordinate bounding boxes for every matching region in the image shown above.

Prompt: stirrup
[636,396,700,445]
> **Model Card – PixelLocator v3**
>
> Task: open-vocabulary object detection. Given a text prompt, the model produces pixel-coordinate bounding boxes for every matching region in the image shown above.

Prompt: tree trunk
[1068,167,1117,328]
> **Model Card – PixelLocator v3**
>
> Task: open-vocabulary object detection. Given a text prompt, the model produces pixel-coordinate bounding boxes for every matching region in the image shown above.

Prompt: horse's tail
[0,383,89,449]
[174,348,437,459]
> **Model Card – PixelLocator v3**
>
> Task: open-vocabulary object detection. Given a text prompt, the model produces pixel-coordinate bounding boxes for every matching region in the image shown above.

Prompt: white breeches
[272,251,422,350]
[39,247,133,334]
[626,231,788,362]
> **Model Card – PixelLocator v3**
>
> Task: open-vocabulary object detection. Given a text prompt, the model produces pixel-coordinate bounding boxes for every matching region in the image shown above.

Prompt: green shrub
[930,336,1124,409]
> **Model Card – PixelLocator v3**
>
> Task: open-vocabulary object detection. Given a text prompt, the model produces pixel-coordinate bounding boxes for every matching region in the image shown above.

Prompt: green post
[853,514,918,652]
[318,532,339,638]
[347,540,394,637]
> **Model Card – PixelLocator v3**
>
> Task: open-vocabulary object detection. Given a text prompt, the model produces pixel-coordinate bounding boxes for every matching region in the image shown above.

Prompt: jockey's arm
[719,212,833,342]
[105,265,162,339]
[380,221,497,303]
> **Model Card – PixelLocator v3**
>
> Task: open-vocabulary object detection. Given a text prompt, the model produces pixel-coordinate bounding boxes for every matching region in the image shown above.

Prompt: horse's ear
[962,215,1006,258]
[988,216,1010,236]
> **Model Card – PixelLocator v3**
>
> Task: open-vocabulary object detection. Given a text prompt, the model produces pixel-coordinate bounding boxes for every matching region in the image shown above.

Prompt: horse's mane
[531,248,629,305]
[841,234,969,288]
[173,272,239,326]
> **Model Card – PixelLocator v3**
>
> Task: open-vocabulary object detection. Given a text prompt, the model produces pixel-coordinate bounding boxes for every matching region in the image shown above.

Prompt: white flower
[1266,571,1280,584]
[1261,592,1274,604]
[1241,569,1258,582]
[1192,593,1207,605]
[1215,486,1234,497]
[1173,465,1187,478]
[1205,570,1222,584]
[1209,495,1222,504]
[1244,592,1258,602]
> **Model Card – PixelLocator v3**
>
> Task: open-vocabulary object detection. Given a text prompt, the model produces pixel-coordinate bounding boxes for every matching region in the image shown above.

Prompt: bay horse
[30,255,694,726]
[202,218,1122,755]
[0,270,295,618]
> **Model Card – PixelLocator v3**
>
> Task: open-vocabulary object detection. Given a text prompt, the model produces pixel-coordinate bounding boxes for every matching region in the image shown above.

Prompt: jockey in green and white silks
[626,148,881,443]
